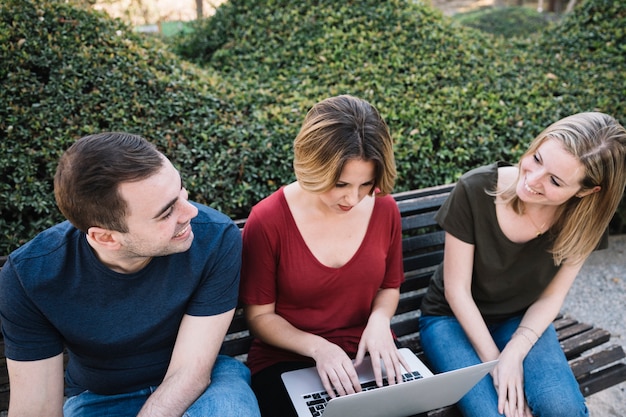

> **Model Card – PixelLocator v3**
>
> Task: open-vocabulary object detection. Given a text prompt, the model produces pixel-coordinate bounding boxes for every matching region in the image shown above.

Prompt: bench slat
[402,231,446,253]
[553,317,578,330]
[392,184,455,203]
[560,328,611,358]
[400,272,436,293]
[578,363,626,397]
[395,293,425,316]
[557,322,594,340]
[403,253,444,276]
[401,211,440,231]
[220,335,254,358]
[570,344,626,378]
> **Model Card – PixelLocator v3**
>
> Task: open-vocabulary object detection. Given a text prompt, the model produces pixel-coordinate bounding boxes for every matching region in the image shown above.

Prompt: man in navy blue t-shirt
[0,132,260,417]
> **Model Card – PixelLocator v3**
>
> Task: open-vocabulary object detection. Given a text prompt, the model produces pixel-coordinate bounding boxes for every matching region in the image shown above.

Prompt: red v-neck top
[240,187,404,374]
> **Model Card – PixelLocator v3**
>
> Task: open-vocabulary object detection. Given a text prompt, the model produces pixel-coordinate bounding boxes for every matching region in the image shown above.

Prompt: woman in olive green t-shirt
[420,112,626,417]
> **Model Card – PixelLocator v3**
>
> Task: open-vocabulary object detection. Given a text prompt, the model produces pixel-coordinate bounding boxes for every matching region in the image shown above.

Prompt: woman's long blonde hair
[497,112,626,265]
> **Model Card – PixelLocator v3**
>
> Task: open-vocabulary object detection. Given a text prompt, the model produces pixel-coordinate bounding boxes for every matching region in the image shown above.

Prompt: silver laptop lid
[321,360,497,417]
[281,348,496,417]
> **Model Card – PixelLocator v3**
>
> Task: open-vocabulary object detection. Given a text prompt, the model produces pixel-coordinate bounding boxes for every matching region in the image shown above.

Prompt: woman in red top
[240,95,406,416]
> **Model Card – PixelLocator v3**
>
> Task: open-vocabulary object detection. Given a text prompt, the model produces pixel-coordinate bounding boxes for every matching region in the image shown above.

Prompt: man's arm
[136,308,235,417]
[6,353,65,417]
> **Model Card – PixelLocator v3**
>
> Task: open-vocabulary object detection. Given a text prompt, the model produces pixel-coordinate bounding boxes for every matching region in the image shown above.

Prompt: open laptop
[281,348,497,417]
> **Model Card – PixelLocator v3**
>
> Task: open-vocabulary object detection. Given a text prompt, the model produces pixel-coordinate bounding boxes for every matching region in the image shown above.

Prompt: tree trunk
[196,0,203,19]
[565,0,577,13]
[547,0,564,12]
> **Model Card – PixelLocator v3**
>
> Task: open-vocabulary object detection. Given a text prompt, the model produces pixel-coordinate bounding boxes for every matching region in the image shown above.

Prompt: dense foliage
[0,0,264,252]
[173,0,625,229]
[452,6,554,38]
[1,0,624,254]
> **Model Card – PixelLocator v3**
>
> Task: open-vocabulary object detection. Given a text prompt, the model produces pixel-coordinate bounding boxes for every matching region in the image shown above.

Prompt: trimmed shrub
[1,0,624,254]
[174,0,624,225]
[453,6,554,39]
[0,0,280,253]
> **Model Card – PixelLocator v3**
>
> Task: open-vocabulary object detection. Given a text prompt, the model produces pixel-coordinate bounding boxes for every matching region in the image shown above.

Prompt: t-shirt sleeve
[379,195,405,289]
[434,179,476,245]
[239,200,280,306]
[0,257,65,361]
[186,220,242,316]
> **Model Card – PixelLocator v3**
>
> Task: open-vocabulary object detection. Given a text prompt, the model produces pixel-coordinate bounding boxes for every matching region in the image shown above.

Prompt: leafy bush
[174,0,624,228]
[0,0,278,252]
[175,0,546,187]
[1,0,624,255]
[453,6,554,39]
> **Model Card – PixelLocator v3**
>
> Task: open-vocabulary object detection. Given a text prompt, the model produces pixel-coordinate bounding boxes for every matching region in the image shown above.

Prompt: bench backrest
[220,183,454,358]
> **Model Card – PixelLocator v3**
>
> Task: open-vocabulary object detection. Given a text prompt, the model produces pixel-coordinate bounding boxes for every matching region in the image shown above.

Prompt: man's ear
[86,226,122,250]
[576,185,601,198]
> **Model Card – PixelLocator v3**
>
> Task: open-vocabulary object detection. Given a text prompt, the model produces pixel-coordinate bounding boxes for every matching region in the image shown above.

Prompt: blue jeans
[419,315,588,417]
[63,355,260,417]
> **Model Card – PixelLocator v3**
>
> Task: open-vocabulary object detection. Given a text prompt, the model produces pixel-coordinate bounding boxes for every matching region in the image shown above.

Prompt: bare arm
[136,309,235,417]
[494,261,584,416]
[442,233,500,362]
[245,303,361,397]
[6,353,64,417]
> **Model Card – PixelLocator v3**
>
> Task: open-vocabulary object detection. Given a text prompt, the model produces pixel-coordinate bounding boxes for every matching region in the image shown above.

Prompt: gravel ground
[561,234,626,416]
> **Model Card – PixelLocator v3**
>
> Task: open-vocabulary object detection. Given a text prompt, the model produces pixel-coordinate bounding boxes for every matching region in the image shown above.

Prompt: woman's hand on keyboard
[312,342,362,398]
[356,311,411,388]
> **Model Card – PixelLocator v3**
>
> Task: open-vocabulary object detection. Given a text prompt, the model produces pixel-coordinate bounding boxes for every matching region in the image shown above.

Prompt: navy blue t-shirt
[0,202,241,397]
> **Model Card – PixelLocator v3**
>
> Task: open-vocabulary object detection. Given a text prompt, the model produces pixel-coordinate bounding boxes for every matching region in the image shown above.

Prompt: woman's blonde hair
[498,112,626,265]
[293,95,397,195]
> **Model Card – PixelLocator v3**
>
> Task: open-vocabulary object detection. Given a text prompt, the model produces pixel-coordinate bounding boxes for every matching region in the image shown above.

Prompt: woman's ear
[576,185,601,198]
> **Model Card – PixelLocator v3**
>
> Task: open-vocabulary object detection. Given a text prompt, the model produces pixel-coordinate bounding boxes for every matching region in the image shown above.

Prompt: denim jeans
[419,315,588,417]
[63,355,260,417]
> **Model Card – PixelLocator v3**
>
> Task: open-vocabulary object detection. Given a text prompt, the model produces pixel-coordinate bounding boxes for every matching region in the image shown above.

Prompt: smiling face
[515,138,593,207]
[318,159,376,213]
[116,157,199,259]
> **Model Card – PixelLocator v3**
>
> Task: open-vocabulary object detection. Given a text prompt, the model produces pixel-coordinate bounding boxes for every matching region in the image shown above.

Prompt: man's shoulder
[187,202,241,252]
[191,201,236,227]
[8,221,80,268]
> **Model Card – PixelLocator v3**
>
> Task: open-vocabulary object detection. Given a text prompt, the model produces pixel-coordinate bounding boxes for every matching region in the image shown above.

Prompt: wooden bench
[1,184,625,415]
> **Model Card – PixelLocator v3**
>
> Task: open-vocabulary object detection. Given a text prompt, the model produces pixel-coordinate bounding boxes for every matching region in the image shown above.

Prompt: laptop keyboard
[302,371,423,417]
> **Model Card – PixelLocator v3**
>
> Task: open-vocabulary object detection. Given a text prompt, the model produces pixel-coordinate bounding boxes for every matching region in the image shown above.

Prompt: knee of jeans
[528,395,589,417]
[214,355,252,383]
[184,380,260,417]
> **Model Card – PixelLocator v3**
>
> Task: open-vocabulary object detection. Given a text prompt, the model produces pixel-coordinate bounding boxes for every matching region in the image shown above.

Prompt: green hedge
[1,0,624,255]
[0,0,273,253]
[452,6,553,39]
[171,0,624,234]
[174,0,625,187]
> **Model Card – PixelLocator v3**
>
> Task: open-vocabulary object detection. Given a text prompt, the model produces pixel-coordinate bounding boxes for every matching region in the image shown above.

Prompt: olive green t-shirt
[420,162,560,323]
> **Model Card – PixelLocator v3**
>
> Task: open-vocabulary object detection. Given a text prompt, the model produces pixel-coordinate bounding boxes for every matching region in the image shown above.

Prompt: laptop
[281,348,497,417]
